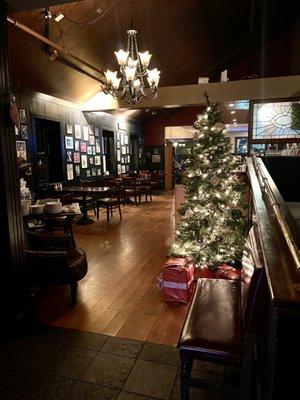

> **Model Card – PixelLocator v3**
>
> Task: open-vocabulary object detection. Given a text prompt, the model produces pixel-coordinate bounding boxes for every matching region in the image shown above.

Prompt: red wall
[144,106,204,146]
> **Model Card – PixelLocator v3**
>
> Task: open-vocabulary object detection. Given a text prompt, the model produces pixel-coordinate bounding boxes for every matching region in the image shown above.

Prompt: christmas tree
[170,96,248,269]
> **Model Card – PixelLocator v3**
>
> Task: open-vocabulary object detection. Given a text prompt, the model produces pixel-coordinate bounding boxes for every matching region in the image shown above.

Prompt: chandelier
[103,28,161,104]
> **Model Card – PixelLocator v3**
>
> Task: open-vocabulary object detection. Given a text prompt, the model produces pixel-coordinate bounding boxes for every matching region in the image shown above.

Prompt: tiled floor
[0,326,234,400]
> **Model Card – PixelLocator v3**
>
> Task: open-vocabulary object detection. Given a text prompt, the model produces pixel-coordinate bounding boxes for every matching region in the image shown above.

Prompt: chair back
[122,176,136,187]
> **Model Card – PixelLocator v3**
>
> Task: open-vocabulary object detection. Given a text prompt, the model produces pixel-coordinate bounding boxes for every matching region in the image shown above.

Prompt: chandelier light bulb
[138,51,152,67]
[114,49,129,66]
[104,69,118,85]
[147,68,161,87]
[125,66,136,82]
[112,76,121,90]
[133,79,141,89]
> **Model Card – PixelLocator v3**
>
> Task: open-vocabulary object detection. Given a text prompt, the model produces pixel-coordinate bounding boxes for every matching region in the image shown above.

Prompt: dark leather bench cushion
[67,247,88,281]
[179,278,243,363]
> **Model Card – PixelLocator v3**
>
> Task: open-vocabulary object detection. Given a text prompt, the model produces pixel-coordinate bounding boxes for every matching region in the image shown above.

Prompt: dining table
[53,186,110,224]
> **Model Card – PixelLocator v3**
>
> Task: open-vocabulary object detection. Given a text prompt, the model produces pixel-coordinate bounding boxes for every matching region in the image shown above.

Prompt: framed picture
[74,140,80,152]
[73,152,80,163]
[138,148,142,159]
[95,140,101,153]
[125,164,129,172]
[89,135,95,145]
[127,154,130,163]
[126,145,130,154]
[74,124,81,139]
[86,169,91,177]
[94,127,99,137]
[92,146,96,155]
[66,151,73,162]
[120,134,124,145]
[16,140,27,161]
[81,154,88,168]
[95,155,101,165]
[117,149,121,162]
[15,126,19,136]
[116,140,120,149]
[67,164,74,180]
[117,164,121,174]
[80,142,87,153]
[121,146,126,155]
[87,146,92,155]
[152,154,161,163]
[88,125,93,135]
[75,165,80,176]
[91,167,97,176]
[65,136,74,149]
[121,164,126,173]
[96,168,101,176]
[19,109,27,123]
[121,156,124,163]
[66,124,73,134]
[89,156,94,165]
[234,137,248,155]
[20,124,28,139]
[124,135,128,145]
[83,126,89,141]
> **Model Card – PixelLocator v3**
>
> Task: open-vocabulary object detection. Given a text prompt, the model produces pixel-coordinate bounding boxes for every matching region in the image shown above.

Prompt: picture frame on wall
[117,164,121,174]
[86,169,91,177]
[87,146,92,155]
[83,126,89,141]
[74,124,81,139]
[121,164,126,173]
[16,140,27,161]
[89,135,95,145]
[89,156,94,165]
[66,124,73,134]
[73,152,80,163]
[66,151,73,162]
[121,156,124,163]
[91,167,97,176]
[81,154,88,168]
[120,134,124,145]
[19,109,27,123]
[95,140,101,153]
[65,136,74,150]
[117,149,121,162]
[125,164,129,172]
[124,135,128,145]
[92,147,96,155]
[88,125,93,135]
[121,146,126,155]
[75,165,80,176]
[94,127,99,137]
[116,140,120,149]
[67,164,74,180]
[74,140,80,152]
[80,142,87,153]
[20,124,28,139]
[127,154,130,163]
[96,168,101,176]
[15,126,19,136]
[116,131,120,141]
[95,155,101,165]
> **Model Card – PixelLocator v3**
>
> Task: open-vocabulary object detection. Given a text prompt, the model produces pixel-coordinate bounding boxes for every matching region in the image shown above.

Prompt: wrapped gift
[161,257,195,303]
[198,264,241,280]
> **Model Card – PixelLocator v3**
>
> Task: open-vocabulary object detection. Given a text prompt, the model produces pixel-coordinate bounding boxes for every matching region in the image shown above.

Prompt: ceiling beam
[82,75,300,111]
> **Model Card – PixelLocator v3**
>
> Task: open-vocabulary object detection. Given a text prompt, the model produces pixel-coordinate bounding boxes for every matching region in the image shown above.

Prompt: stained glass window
[252,100,300,140]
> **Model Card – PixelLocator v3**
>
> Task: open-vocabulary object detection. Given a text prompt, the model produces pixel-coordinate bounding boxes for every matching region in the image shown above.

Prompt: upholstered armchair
[25,231,88,304]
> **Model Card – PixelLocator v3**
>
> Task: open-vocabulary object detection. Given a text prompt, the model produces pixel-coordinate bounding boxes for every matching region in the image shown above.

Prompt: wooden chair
[96,185,122,223]
[137,178,153,203]
[121,176,140,206]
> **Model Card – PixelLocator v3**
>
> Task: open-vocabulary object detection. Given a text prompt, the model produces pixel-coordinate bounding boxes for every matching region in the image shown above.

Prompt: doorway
[130,135,139,171]
[102,130,116,174]
[32,117,63,185]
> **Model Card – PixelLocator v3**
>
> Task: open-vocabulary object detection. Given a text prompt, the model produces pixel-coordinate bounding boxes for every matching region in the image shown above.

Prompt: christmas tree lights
[170,96,248,269]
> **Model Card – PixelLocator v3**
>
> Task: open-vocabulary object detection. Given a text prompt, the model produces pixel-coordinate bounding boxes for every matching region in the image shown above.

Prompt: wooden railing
[246,155,300,400]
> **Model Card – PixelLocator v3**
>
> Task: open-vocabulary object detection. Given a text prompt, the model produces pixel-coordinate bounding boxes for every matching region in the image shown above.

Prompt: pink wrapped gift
[198,264,241,280]
[161,257,195,303]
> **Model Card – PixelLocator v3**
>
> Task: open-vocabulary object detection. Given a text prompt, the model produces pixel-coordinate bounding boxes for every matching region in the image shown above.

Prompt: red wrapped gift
[161,257,195,303]
[198,264,241,280]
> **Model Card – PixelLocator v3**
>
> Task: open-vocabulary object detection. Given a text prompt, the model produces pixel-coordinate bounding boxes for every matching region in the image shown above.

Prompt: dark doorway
[102,130,116,174]
[33,118,63,185]
[130,135,139,172]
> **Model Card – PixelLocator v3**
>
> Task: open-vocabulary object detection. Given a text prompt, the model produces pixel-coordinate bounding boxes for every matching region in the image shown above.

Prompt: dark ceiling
[8,0,300,104]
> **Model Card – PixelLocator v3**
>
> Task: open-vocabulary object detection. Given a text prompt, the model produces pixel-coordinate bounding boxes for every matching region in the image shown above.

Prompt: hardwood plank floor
[36,191,189,346]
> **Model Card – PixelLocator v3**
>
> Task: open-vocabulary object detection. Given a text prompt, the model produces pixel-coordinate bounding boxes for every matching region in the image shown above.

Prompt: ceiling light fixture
[102,0,160,104]
[230,110,236,114]
[229,103,234,107]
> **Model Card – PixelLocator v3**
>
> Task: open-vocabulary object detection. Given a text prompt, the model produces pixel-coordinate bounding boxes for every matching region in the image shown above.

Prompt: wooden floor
[36,191,189,346]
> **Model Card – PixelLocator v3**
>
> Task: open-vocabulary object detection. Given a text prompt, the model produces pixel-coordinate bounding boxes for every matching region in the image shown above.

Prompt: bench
[178,229,266,400]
